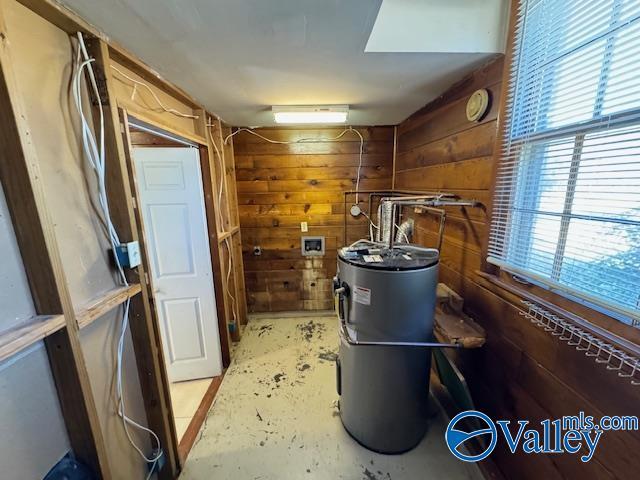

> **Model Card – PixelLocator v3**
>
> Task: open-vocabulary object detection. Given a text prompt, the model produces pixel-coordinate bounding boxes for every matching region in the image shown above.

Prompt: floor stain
[318,350,338,362]
[179,314,482,480]
[257,324,274,337]
[297,319,326,342]
[363,467,378,480]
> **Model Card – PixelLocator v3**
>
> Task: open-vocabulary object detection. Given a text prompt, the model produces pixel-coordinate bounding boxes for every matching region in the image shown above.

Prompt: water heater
[334,244,445,453]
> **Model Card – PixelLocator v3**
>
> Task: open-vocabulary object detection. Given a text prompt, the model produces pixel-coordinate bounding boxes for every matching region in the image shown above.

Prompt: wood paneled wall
[234,127,394,312]
[395,56,640,479]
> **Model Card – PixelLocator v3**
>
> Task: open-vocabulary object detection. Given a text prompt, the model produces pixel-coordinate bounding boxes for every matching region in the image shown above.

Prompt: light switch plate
[301,221,308,232]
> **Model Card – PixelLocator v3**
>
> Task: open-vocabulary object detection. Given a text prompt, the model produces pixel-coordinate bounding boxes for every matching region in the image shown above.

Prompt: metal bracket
[337,313,459,349]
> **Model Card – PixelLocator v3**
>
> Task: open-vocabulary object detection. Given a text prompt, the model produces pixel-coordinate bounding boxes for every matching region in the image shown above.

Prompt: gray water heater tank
[335,246,439,454]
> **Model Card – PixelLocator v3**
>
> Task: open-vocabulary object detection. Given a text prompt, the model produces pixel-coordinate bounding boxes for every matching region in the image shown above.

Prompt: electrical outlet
[115,241,141,268]
[300,221,308,232]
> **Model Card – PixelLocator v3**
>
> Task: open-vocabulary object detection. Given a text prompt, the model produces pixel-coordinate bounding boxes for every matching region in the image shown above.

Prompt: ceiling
[59,0,508,127]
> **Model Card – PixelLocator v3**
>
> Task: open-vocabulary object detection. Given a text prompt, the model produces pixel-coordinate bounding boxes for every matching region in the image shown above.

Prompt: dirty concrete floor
[180,313,481,480]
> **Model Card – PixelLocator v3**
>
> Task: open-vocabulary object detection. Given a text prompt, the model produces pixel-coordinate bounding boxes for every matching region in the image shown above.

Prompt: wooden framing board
[220,124,248,326]
[177,373,225,463]
[122,108,233,368]
[75,284,142,330]
[83,39,180,479]
[109,60,202,142]
[1,2,247,478]
[115,111,183,477]
[195,110,234,359]
[0,314,66,363]
[218,225,240,242]
[15,0,203,111]
[198,114,242,342]
[197,140,234,365]
[0,13,111,476]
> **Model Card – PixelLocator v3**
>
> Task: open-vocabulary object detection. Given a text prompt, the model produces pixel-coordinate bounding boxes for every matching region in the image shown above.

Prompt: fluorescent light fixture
[272,105,349,124]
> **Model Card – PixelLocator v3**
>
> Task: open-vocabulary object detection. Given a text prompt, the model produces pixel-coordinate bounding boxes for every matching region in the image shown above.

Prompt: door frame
[118,109,230,463]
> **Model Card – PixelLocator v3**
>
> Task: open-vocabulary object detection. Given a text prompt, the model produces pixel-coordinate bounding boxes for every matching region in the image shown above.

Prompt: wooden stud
[196,111,236,357]
[0,14,112,477]
[84,39,180,478]
[220,125,248,326]
[198,141,233,365]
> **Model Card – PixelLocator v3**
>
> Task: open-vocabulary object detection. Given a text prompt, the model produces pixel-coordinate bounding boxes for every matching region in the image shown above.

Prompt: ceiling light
[272,105,349,124]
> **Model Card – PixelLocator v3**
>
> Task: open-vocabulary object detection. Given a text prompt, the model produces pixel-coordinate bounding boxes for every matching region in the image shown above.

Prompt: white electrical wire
[207,119,239,327]
[206,120,226,227]
[358,209,378,242]
[222,126,366,203]
[74,33,162,479]
[110,64,199,119]
[224,237,238,325]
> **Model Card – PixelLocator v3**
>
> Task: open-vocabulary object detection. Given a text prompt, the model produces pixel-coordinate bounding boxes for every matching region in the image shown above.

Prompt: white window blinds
[488,0,640,324]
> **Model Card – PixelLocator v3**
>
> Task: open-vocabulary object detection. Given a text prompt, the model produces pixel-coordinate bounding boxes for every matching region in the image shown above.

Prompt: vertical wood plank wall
[233,127,394,312]
[394,56,640,479]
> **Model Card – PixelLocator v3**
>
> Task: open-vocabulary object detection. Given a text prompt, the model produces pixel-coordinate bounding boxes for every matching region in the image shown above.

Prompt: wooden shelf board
[435,282,486,348]
[0,314,66,362]
[217,226,240,243]
[76,284,142,329]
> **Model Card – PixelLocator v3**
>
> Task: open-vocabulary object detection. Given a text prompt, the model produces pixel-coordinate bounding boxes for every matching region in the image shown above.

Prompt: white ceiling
[59,0,508,127]
[366,0,508,53]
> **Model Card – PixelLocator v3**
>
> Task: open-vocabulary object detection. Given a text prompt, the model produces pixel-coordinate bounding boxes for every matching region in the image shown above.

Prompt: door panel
[133,147,222,382]
[148,203,194,276]
[162,297,205,361]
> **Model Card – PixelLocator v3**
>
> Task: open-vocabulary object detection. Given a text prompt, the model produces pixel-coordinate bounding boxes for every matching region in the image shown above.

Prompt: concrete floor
[181,313,481,480]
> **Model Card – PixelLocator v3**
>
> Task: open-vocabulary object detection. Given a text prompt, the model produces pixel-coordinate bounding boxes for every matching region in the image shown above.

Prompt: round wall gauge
[466,89,490,122]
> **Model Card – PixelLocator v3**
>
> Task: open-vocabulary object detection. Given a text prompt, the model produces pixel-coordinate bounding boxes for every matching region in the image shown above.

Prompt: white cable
[206,120,226,228]
[110,65,199,119]
[207,119,239,326]
[222,126,366,203]
[74,33,162,477]
[224,237,238,326]
[359,210,379,242]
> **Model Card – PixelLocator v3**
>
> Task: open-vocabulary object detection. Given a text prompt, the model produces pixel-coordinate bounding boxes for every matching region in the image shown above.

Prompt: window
[489,0,640,324]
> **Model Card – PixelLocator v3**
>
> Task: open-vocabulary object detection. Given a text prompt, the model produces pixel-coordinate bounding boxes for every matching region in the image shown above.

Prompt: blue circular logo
[445,410,497,462]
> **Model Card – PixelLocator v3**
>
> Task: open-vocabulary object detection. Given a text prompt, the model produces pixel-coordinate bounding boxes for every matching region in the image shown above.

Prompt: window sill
[475,270,640,358]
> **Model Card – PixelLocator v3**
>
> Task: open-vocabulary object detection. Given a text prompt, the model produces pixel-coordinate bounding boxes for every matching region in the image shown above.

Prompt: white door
[133,146,222,382]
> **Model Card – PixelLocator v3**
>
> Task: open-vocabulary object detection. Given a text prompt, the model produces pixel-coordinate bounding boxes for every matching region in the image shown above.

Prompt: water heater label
[353,285,371,305]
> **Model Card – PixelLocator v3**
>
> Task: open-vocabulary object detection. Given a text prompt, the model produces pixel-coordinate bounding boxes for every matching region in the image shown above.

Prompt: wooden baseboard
[177,373,225,465]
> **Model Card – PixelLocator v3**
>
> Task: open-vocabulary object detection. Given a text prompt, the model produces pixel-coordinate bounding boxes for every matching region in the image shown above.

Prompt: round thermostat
[466,89,490,122]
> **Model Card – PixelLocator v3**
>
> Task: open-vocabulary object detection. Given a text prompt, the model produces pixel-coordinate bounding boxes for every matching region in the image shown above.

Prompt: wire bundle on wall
[110,64,199,119]
[208,119,238,328]
[73,32,162,479]
[223,126,366,202]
